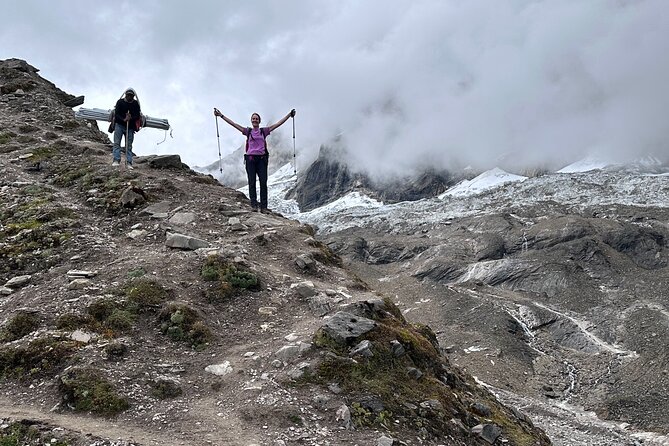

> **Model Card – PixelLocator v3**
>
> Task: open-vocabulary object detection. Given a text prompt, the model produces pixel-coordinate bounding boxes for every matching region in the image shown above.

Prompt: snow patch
[439,167,527,198]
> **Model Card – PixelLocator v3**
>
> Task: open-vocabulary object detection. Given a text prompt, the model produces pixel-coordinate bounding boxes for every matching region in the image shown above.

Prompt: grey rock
[390,340,405,357]
[67,278,91,290]
[336,404,352,429]
[471,423,502,444]
[275,345,301,362]
[5,275,31,288]
[407,367,423,379]
[205,361,233,376]
[420,399,443,411]
[120,186,146,208]
[320,311,377,344]
[169,212,197,225]
[165,232,209,250]
[377,435,395,446]
[127,229,147,239]
[307,294,337,317]
[287,361,311,380]
[350,340,374,357]
[66,270,97,278]
[147,154,187,170]
[70,330,94,343]
[0,286,13,295]
[291,280,317,298]
[470,402,492,418]
[140,201,174,217]
[295,253,316,270]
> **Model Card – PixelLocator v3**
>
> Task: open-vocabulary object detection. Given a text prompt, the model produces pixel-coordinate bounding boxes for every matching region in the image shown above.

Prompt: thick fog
[2,1,667,176]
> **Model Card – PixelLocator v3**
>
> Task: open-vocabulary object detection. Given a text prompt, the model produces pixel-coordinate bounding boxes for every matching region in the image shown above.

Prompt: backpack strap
[245,127,269,156]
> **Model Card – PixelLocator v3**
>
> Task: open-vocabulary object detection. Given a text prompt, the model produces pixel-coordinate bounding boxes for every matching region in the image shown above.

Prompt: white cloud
[1,0,667,174]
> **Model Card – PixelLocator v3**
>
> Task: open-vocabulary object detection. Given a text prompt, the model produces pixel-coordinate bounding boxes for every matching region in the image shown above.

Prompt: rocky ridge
[0,59,550,445]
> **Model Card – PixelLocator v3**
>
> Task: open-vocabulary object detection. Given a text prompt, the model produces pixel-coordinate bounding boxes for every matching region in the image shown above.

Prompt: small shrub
[0,132,14,145]
[104,342,128,360]
[150,378,183,399]
[158,303,211,349]
[0,337,80,380]
[87,298,121,322]
[59,367,129,415]
[124,279,169,308]
[55,313,96,331]
[200,264,219,281]
[0,311,40,342]
[127,267,146,278]
[104,309,135,332]
[224,266,259,290]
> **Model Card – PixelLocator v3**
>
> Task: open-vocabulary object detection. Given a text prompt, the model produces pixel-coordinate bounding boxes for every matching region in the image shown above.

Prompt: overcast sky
[1,0,667,177]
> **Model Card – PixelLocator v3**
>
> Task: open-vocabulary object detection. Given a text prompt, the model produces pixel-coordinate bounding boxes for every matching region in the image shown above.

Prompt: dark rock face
[288,146,461,211]
[288,146,366,211]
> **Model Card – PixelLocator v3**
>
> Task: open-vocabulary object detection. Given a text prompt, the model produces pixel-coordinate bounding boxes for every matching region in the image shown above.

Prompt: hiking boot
[260,208,271,214]
[111,160,120,167]
[127,164,134,170]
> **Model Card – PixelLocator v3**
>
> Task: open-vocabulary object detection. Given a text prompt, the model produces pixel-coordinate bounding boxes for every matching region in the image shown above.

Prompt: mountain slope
[0,59,551,446]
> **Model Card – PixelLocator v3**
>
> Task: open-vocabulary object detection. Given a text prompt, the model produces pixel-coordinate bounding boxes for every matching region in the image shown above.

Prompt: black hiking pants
[244,154,269,209]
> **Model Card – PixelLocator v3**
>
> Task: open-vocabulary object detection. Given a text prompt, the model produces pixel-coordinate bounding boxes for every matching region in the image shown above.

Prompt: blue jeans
[112,123,134,164]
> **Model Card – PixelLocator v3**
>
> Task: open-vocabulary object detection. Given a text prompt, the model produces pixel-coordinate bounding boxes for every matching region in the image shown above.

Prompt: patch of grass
[104,309,135,332]
[311,241,343,267]
[0,198,76,274]
[0,421,73,446]
[30,145,58,162]
[123,278,169,308]
[0,132,14,145]
[201,255,260,301]
[0,336,81,380]
[55,313,97,331]
[0,311,40,342]
[127,267,146,278]
[158,302,212,350]
[52,165,95,187]
[59,367,129,415]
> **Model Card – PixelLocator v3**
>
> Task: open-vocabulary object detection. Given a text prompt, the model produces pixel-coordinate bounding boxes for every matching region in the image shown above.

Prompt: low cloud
[2,1,666,175]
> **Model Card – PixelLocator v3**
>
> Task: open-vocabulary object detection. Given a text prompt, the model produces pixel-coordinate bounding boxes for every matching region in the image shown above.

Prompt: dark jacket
[114,98,141,127]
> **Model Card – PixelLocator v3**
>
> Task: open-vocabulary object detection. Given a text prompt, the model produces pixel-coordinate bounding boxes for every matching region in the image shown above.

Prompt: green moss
[201,255,260,300]
[30,145,58,162]
[311,241,343,267]
[0,421,72,446]
[52,164,95,187]
[0,336,80,380]
[127,267,146,278]
[56,313,97,331]
[87,298,121,322]
[104,309,135,332]
[158,303,212,349]
[0,133,13,145]
[59,367,129,415]
[0,311,40,342]
[123,278,169,308]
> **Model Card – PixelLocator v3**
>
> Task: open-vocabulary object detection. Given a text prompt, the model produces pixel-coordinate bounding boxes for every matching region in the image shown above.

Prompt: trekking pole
[125,118,130,168]
[215,111,222,173]
[292,112,296,177]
